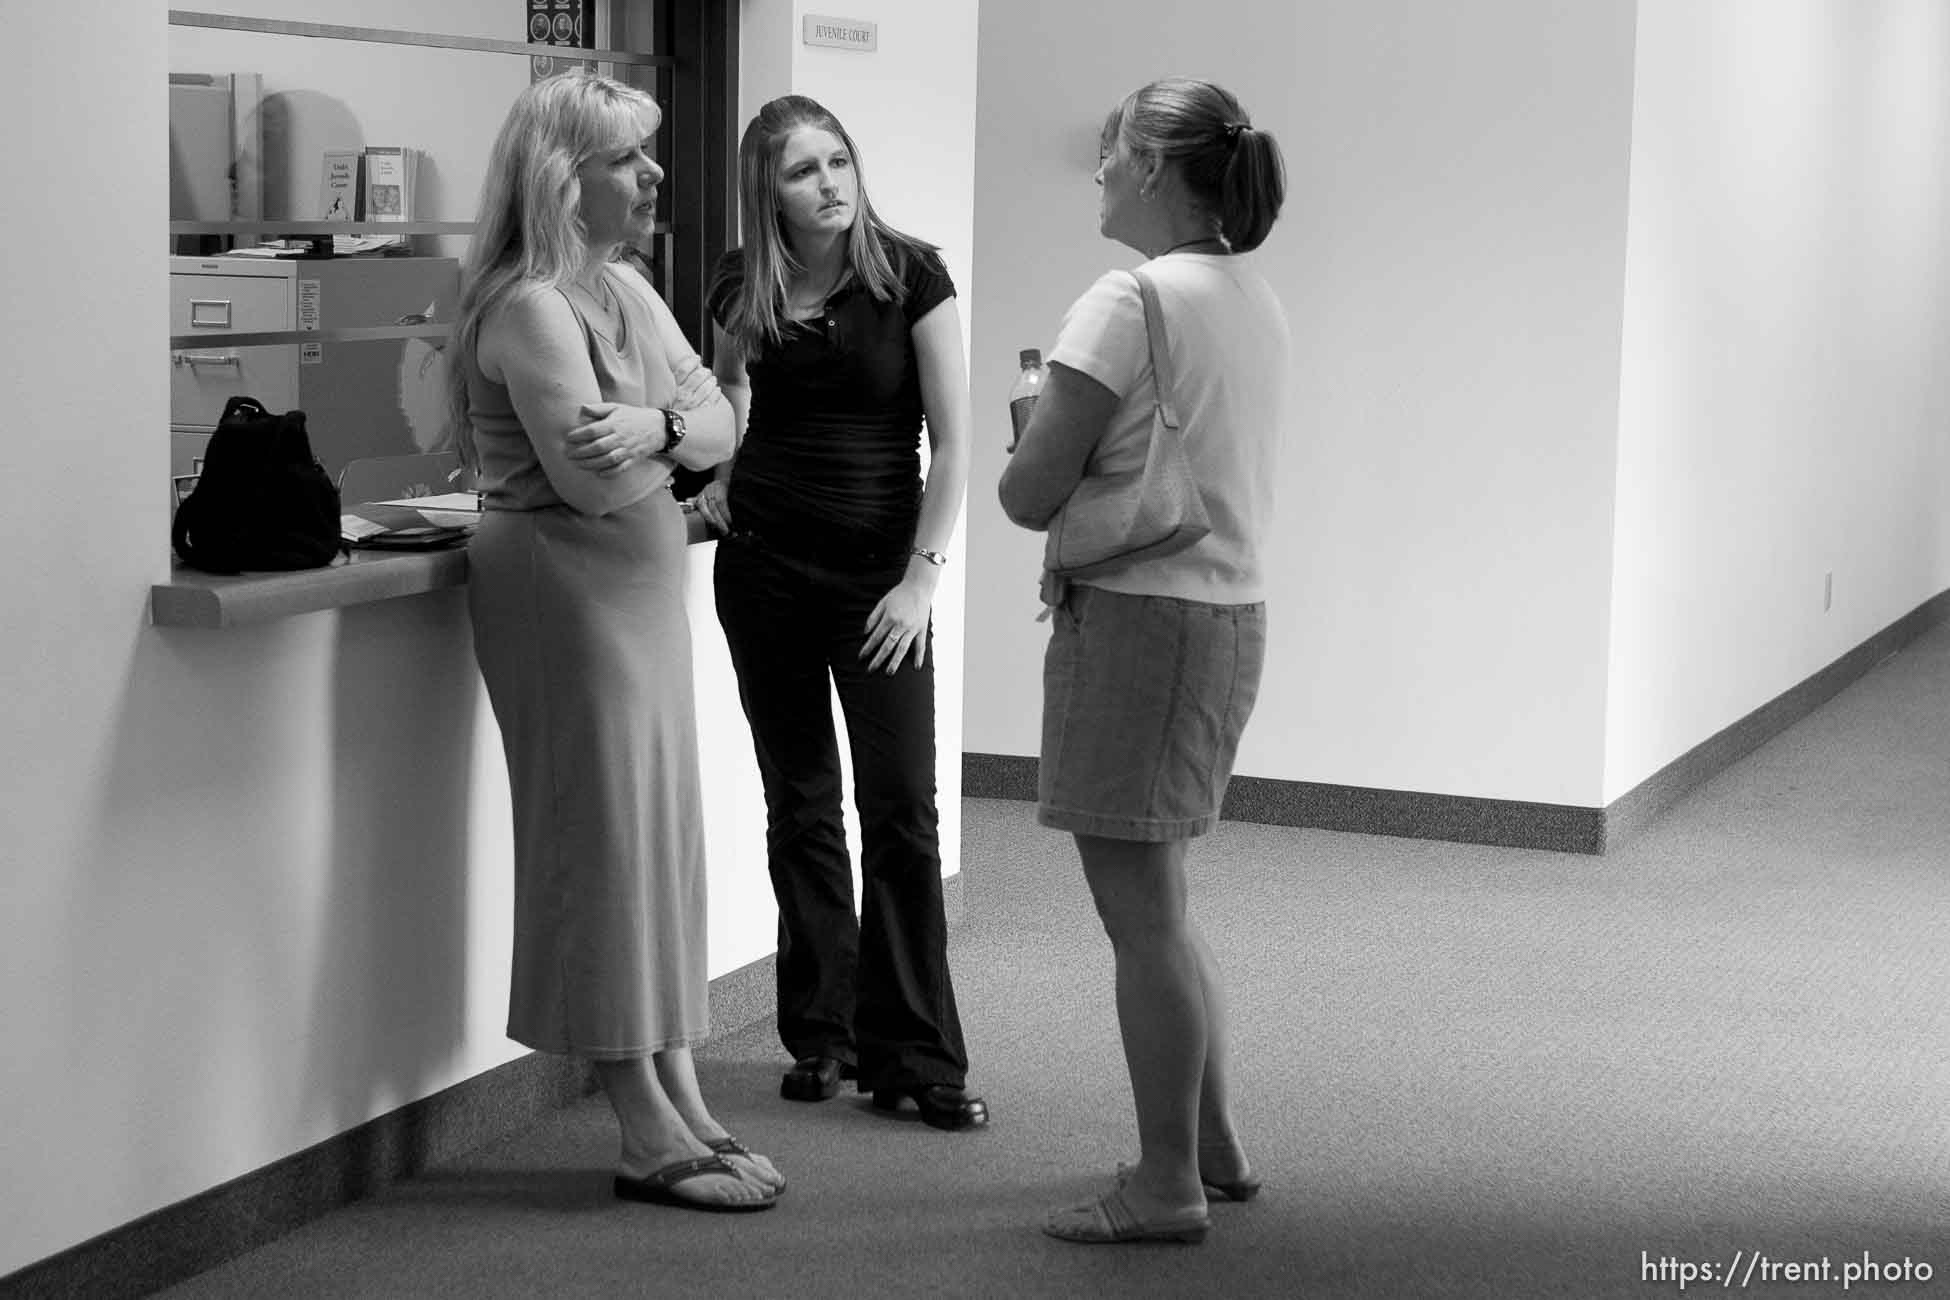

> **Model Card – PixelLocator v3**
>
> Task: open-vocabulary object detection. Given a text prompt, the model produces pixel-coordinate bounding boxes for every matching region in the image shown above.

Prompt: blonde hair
[1106,77,1285,253]
[445,72,661,467]
[721,95,935,353]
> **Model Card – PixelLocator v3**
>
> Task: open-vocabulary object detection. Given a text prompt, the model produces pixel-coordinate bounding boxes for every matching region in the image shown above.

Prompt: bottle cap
[1019,348,1042,367]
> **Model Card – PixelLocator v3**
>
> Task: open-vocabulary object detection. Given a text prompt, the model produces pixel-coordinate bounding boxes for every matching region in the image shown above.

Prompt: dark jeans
[714,532,969,1092]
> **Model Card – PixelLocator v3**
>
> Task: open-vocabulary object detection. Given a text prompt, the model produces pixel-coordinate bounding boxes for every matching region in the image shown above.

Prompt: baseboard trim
[1601,586,1950,851]
[962,751,1039,803]
[2,873,973,1300]
[962,753,1604,853]
[963,586,1950,857]
[1224,776,1605,854]
[0,1050,594,1300]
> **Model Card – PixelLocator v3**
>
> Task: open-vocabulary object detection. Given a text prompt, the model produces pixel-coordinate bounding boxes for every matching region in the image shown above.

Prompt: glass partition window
[165,2,735,494]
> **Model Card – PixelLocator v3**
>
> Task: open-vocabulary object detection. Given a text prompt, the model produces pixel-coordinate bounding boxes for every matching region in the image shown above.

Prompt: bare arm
[861,296,972,674]
[909,298,972,562]
[696,322,751,535]
[477,287,672,516]
[613,263,735,470]
[997,360,1118,530]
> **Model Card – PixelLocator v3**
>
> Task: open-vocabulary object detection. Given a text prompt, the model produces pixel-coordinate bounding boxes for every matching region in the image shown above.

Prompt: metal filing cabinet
[168,255,460,482]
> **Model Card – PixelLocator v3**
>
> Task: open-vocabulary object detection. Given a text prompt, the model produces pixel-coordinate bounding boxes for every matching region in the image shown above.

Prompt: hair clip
[1223,122,1246,143]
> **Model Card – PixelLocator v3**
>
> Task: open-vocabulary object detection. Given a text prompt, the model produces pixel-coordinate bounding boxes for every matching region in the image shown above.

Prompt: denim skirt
[1038,583,1267,841]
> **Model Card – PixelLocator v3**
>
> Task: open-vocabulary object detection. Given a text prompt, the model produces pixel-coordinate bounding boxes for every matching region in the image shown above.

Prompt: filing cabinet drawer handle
[188,299,233,328]
[175,351,242,368]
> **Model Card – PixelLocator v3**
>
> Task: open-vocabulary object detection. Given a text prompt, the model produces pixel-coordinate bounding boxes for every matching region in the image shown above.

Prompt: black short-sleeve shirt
[707,239,955,568]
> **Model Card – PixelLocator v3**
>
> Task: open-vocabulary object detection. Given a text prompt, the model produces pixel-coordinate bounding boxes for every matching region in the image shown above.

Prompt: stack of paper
[341,498,477,550]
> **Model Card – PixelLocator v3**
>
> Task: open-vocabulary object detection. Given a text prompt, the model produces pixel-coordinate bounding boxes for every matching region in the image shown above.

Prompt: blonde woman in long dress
[450,72,781,1214]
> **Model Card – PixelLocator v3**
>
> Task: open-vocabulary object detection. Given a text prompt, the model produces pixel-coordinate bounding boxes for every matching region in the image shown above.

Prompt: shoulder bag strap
[1129,268,1179,435]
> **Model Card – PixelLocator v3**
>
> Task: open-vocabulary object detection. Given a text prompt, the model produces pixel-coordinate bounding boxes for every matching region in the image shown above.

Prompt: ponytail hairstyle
[1108,77,1285,253]
[445,72,661,468]
[724,94,937,353]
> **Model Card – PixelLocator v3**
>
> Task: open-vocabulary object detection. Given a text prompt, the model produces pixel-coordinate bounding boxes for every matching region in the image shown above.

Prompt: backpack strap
[218,394,270,425]
[170,491,199,564]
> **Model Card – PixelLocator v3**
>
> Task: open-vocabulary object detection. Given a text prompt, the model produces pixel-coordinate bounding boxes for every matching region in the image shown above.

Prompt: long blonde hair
[720,95,935,354]
[446,73,661,468]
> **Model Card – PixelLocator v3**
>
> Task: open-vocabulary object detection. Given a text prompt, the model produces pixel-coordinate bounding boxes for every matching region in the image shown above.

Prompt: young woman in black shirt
[702,95,983,1131]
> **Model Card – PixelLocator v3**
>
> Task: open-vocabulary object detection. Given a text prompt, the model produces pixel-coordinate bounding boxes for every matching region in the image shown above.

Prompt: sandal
[707,1135,787,1194]
[1043,1188,1209,1245]
[612,1154,777,1213]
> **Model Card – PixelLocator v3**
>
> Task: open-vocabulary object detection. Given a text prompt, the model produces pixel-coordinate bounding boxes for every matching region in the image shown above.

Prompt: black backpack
[172,395,344,574]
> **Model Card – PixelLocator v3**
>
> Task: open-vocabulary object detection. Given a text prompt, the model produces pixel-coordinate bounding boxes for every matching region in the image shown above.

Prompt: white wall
[0,2,787,1276]
[5,7,519,1274]
[738,0,981,875]
[1603,0,1950,798]
[965,0,1639,806]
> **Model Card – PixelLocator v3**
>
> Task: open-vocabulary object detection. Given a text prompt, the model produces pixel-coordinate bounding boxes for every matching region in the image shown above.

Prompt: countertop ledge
[151,548,472,628]
[152,513,714,629]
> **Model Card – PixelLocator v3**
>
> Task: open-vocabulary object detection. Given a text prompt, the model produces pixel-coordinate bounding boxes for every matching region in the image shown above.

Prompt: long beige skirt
[467,492,708,1058]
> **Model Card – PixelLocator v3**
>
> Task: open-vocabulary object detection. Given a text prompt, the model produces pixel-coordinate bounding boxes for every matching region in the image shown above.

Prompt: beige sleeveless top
[466,265,678,510]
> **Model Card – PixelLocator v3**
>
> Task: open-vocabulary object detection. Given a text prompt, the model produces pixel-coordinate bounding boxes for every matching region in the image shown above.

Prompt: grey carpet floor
[156,621,1950,1298]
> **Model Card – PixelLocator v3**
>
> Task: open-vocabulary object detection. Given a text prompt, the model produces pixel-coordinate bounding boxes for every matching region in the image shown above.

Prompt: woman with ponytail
[1000,77,1290,1245]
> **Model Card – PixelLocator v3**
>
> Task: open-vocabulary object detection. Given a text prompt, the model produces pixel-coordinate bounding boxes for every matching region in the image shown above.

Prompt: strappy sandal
[612,1154,777,1213]
[707,1135,787,1194]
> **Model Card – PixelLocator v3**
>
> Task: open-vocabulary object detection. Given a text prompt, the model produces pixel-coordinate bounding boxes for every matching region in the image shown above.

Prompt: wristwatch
[660,408,687,455]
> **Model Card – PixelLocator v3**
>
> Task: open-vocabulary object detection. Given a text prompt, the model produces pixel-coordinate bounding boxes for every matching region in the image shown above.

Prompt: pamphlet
[319,147,362,221]
[361,147,417,222]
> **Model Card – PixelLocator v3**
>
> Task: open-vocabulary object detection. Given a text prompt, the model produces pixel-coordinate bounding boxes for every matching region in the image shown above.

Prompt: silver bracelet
[910,546,948,567]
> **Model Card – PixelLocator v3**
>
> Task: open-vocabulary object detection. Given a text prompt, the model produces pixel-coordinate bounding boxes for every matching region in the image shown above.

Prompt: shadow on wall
[308,592,478,1147]
[66,594,480,1197]
[260,91,358,220]
[257,90,448,224]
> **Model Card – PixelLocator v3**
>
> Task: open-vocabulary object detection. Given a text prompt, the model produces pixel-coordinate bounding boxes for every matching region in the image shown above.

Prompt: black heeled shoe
[780,1055,856,1102]
[871,1084,990,1131]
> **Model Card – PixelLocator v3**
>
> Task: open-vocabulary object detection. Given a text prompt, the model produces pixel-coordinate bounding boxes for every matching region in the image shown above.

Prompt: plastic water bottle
[1007,348,1047,453]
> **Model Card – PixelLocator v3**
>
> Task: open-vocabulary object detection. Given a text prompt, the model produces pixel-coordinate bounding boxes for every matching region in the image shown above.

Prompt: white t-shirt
[1048,251,1291,604]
